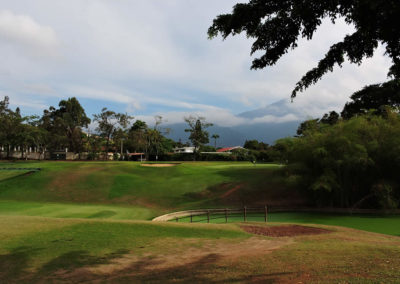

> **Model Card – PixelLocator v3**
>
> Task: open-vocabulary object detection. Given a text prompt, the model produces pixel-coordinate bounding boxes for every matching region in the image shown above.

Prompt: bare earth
[140,163,180,167]
[241,224,332,237]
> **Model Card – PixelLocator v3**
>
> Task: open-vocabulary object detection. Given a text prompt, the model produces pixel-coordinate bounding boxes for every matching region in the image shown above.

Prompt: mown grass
[1,215,400,283]
[0,170,31,181]
[0,200,153,220]
[0,215,248,281]
[1,161,400,282]
[0,161,289,217]
[177,212,400,236]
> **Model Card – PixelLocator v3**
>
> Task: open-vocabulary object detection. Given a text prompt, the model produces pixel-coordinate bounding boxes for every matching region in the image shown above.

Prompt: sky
[0,0,393,127]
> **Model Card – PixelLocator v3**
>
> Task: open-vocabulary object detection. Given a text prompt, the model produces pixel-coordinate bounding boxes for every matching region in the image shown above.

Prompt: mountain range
[164,99,311,146]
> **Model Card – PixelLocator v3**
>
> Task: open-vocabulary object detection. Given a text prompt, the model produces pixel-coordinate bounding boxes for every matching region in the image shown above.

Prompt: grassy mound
[0,161,301,218]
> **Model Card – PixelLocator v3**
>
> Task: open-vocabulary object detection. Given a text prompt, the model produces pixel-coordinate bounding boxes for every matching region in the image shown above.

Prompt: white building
[173,147,196,154]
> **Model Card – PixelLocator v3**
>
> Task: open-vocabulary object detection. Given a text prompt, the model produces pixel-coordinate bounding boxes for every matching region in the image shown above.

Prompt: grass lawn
[176,212,400,236]
[0,161,296,217]
[0,170,32,181]
[1,161,400,282]
[1,215,400,283]
[0,200,153,220]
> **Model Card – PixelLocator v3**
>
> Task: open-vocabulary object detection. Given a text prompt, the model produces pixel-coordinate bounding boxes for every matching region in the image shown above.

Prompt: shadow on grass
[0,247,128,283]
[180,167,306,209]
[113,253,293,283]
[0,246,42,281]
[0,171,36,183]
[0,247,294,283]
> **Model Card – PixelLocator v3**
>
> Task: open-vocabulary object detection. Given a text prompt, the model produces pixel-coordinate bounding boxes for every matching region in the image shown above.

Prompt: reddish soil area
[241,225,331,237]
[220,184,243,198]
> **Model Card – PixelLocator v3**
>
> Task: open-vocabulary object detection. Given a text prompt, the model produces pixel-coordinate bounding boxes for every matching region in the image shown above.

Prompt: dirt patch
[220,183,243,199]
[141,163,180,167]
[86,236,292,275]
[241,225,331,237]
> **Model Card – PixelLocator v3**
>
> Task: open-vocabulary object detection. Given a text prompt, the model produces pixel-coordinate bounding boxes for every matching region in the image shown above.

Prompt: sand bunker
[141,163,180,167]
[241,225,331,237]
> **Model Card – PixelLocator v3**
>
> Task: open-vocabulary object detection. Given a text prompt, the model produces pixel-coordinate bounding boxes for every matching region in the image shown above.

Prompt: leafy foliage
[285,111,400,209]
[184,116,213,152]
[341,79,400,119]
[209,0,400,98]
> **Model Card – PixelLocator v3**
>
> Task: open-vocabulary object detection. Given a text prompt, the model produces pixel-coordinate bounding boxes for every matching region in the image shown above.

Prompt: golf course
[1,161,400,283]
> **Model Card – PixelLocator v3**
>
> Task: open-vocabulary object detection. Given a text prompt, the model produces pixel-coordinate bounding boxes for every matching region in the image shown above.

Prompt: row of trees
[274,79,400,210]
[0,96,218,160]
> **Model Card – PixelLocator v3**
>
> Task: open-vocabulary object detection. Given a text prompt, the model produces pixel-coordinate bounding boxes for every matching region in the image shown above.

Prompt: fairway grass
[0,161,295,214]
[0,170,32,181]
[1,215,400,283]
[0,200,154,220]
[1,161,400,282]
[176,212,400,236]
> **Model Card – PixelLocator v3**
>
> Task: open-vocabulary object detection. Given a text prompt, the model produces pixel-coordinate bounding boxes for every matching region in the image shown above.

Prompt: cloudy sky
[0,0,392,126]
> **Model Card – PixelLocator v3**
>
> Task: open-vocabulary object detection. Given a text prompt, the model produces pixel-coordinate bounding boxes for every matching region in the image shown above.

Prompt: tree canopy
[184,116,212,152]
[208,0,400,98]
[341,79,400,119]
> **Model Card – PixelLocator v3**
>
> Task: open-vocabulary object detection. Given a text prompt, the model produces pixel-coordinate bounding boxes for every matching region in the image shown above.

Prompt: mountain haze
[165,100,305,146]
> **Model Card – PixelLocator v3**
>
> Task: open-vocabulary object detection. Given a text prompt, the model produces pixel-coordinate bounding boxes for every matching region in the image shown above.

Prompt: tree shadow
[180,167,305,208]
[104,253,295,283]
[0,247,128,283]
[1,247,295,283]
[0,246,42,281]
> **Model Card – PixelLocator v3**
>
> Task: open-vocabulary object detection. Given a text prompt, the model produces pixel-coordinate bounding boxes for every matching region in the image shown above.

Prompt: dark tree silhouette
[341,79,400,119]
[209,1,400,99]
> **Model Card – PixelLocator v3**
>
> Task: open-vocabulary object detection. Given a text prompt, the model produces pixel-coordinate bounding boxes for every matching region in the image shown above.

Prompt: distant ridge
[165,99,306,146]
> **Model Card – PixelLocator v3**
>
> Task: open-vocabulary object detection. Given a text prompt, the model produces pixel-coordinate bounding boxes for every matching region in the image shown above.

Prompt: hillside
[0,161,304,218]
[1,161,400,283]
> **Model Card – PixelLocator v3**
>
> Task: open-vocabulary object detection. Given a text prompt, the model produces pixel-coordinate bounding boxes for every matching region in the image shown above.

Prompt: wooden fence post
[176,217,178,222]
[190,214,193,223]
[207,210,210,223]
[225,208,228,223]
[244,206,247,222]
[264,205,268,223]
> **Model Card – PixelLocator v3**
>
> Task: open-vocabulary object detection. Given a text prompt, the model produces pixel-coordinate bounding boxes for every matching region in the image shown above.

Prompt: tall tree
[127,120,148,154]
[209,1,400,99]
[93,108,133,159]
[211,134,220,149]
[39,106,67,152]
[184,116,213,158]
[0,97,29,158]
[58,98,91,153]
[147,116,170,160]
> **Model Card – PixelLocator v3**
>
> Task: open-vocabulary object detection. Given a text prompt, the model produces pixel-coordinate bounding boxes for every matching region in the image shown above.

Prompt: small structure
[216,146,244,153]
[128,152,145,161]
[173,147,195,154]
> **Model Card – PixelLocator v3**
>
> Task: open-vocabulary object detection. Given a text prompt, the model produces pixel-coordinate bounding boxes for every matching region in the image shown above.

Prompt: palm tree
[211,134,220,149]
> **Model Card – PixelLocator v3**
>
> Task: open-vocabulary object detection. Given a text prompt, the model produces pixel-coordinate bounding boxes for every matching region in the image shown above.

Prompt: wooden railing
[152,206,400,222]
[152,206,269,223]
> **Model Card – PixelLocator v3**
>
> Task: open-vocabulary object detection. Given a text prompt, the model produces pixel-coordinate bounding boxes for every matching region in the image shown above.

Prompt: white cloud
[0,10,58,55]
[0,1,393,125]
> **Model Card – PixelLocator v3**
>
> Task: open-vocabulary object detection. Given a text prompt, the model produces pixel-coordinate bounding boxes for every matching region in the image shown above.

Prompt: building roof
[216,146,243,152]
[128,153,145,156]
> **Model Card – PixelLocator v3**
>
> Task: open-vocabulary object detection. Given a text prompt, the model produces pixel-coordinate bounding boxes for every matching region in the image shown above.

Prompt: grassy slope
[0,161,294,218]
[1,161,399,235]
[1,161,400,282]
